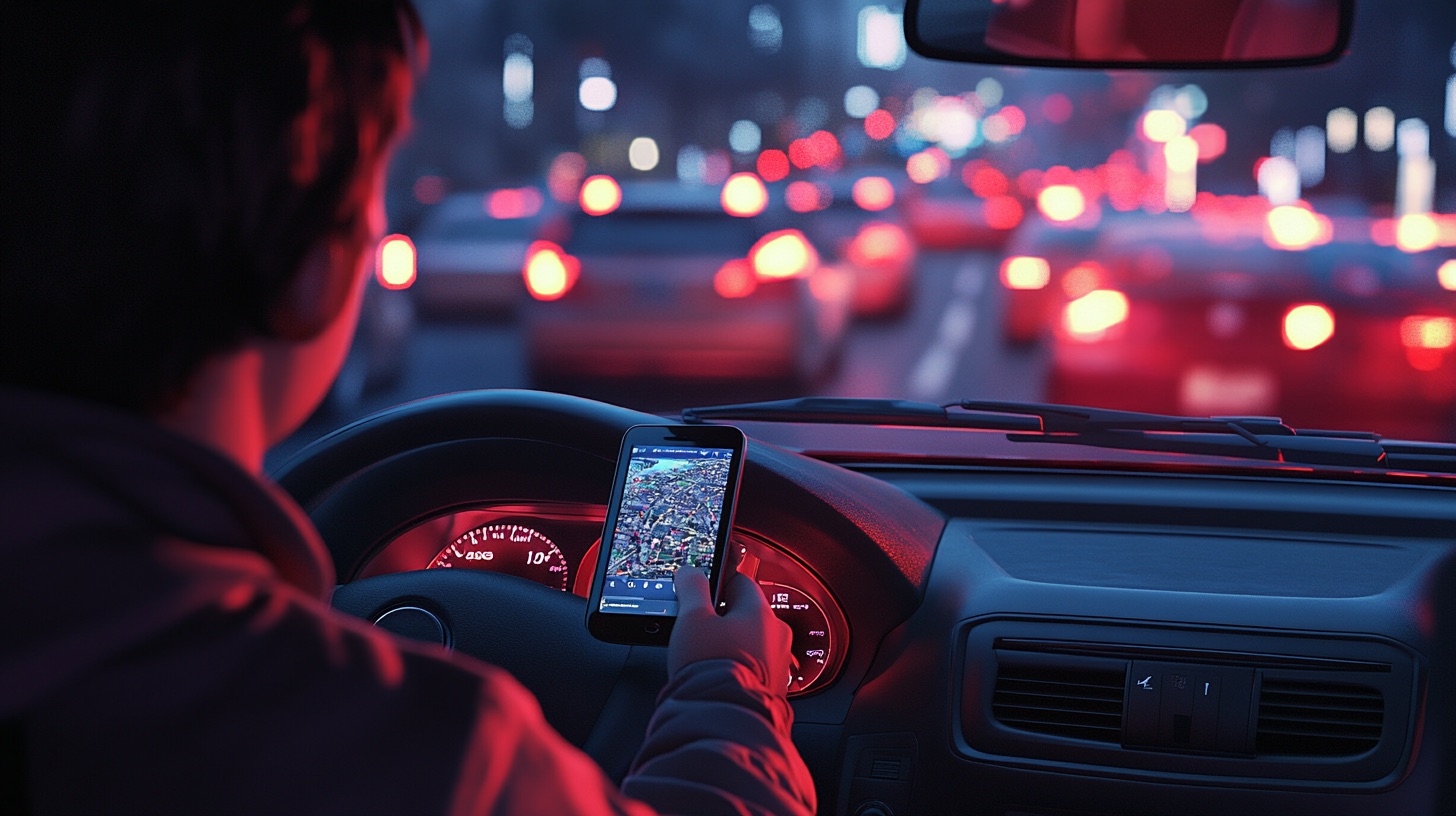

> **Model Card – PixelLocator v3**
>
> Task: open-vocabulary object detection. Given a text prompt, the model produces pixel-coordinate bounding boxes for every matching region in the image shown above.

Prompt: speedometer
[429,523,570,592]
[761,581,834,694]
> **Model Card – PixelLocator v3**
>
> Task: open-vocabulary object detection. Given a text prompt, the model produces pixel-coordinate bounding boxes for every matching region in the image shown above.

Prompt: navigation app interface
[599,445,733,616]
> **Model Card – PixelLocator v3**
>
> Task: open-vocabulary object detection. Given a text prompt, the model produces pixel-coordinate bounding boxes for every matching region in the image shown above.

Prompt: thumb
[673,566,711,612]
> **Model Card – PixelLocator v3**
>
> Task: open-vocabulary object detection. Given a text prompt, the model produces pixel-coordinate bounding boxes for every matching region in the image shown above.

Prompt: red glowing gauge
[429,523,569,592]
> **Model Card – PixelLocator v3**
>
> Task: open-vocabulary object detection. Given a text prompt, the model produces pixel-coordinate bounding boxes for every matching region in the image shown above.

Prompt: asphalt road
[265,250,1049,471]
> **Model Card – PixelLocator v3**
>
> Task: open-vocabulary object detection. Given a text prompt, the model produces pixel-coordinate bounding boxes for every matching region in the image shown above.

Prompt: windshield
[279,0,1456,466]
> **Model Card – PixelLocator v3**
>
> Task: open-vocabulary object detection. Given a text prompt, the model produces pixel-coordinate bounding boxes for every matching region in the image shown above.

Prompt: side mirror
[905,0,1353,69]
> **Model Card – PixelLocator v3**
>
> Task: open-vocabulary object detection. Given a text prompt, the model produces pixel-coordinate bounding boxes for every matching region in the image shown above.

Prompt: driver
[0,4,815,815]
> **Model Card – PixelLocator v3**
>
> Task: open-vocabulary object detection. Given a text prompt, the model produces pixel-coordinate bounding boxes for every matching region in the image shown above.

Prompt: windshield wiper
[681,397,1456,472]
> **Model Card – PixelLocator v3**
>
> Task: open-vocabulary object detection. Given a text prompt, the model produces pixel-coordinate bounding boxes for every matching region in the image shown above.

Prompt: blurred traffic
[283,0,1456,456]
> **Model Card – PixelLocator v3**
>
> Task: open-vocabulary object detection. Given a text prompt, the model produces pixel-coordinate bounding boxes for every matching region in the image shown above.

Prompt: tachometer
[429,523,570,592]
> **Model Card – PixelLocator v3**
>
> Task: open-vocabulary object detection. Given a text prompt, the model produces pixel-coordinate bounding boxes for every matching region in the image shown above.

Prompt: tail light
[1062,289,1129,341]
[750,230,818,281]
[713,259,758,299]
[721,172,768,217]
[579,175,622,216]
[375,234,416,290]
[523,240,580,301]
[1438,260,1456,292]
[848,223,912,268]
[1401,316,1455,350]
[1282,303,1335,350]
[1000,255,1051,290]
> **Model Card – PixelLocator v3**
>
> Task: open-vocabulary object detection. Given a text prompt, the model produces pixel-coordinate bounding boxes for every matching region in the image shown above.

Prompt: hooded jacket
[0,387,816,815]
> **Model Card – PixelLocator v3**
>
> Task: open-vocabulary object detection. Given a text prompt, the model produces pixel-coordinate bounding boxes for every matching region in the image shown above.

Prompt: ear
[268,237,367,341]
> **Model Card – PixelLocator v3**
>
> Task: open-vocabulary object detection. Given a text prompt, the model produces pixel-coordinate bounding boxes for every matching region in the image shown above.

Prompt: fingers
[673,564,711,612]
[719,571,767,617]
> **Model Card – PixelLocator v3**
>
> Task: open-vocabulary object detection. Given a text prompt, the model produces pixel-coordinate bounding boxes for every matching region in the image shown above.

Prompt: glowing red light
[864,109,895,140]
[579,175,622,216]
[714,259,758,299]
[1189,123,1227,163]
[785,180,825,213]
[757,149,790,183]
[984,195,1024,230]
[1042,93,1072,124]
[966,166,1008,198]
[375,234,416,290]
[485,187,544,220]
[1063,289,1130,340]
[999,105,1026,135]
[851,176,895,211]
[849,223,911,267]
[1400,316,1455,350]
[750,230,817,281]
[1282,303,1335,350]
[523,241,579,301]
[721,173,769,218]
[788,138,815,170]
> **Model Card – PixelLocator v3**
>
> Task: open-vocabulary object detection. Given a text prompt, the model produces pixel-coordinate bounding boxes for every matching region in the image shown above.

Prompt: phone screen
[597,444,735,617]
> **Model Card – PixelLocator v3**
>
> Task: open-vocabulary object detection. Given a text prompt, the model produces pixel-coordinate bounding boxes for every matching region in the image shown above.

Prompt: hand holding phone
[586,424,746,646]
[670,567,793,688]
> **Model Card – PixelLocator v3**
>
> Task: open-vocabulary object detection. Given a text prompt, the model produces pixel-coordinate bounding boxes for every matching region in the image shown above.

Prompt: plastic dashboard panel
[831,464,1456,816]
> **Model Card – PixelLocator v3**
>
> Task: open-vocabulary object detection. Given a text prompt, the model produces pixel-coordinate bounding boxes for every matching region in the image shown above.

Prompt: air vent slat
[991,656,1126,745]
[1257,678,1384,757]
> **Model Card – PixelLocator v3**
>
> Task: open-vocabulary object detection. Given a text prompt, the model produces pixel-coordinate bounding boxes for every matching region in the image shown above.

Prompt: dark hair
[0,3,423,413]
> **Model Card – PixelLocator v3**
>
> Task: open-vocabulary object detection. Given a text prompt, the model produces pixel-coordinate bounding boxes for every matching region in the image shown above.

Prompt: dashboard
[356,501,850,695]
[275,390,1456,815]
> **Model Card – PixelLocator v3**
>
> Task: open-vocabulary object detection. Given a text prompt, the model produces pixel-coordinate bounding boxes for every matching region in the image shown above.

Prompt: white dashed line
[908,261,988,401]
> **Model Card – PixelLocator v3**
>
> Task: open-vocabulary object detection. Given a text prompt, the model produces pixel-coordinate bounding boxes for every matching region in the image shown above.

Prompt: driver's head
[0,3,424,415]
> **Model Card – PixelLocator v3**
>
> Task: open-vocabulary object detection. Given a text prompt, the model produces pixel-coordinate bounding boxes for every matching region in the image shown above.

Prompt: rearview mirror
[905,0,1353,69]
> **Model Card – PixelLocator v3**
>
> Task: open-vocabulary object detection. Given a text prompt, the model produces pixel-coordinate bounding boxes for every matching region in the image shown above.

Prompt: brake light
[713,259,758,299]
[851,176,895,211]
[1062,289,1129,340]
[486,187,544,219]
[1000,256,1050,290]
[1037,185,1085,223]
[848,223,911,268]
[1264,205,1327,250]
[375,234,416,290]
[522,241,579,300]
[1401,316,1455,350]
[1441,260,1456,291]
[1282,303,1335,350]
[722,172,769,218]
[750,230,817,281]
[579,175,621,216]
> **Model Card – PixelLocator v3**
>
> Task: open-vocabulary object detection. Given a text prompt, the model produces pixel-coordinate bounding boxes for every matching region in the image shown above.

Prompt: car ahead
[410,187,559,319]
[903,174,1020,252]
[793,168,921,320]
[1046,215,1456,440]
[995,212,1108,344]
[519,177,851,389]
[262,0,1456,814]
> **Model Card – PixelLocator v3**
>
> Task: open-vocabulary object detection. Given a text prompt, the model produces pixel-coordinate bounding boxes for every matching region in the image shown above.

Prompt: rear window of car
[567,212,762,255]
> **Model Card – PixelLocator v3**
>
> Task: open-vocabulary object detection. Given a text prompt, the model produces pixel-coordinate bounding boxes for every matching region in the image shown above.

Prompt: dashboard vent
[992,659,1125,744]
[1256,678,1383,757]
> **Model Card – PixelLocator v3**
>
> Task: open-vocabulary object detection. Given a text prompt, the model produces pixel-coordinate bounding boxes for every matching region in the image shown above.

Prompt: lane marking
[908,260,988,401]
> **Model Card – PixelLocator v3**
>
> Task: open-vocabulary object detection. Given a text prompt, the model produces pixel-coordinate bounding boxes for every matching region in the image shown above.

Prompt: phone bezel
[585,423,745,646]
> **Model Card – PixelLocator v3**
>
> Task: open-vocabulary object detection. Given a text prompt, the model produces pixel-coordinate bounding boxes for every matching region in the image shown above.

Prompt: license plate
[1179,366,1278,416]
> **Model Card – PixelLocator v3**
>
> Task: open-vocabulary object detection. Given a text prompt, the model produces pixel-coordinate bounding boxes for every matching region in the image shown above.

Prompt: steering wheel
[270,389,672,780]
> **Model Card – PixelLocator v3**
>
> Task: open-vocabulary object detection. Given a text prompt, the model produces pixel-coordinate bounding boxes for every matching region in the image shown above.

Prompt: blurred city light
[1401,316,1456,350]
[844,85,879,118]
[579,175,622,215]
[1440,259,1456,291]
[751,230,817,280]
[628,137,660,171]
[984,195,1024,230]
[975,78,1004,108]
[786,180,827,213]
[1042,93,1073,124]
[965,164,1008,197]
[851,176,895,211]
[722,172,769,217]
[1265,204,1327,250]
[1141,110,1187,143]
[676,146,706,184]
[1365,107,1395,151]
[1257,157,1301,205]
[1188,123,1227,162]
[1326,108,1358,153]
[1165,135,1199,213]
[1172,85,1208,119]
[1397,118,1430,157]
[523,241,579,301]
[1282,304,1335,351]
[1000,256,1050,290]
[503,37,533,129]
[579,76,617,112]
[547,153,587,203]
[1064,290,1129,340]
[864,109,896,140]
[748,4,783,53]
[1295,126,1326,186]
[858,6,906,69]
[1038,185,1086,223]
[1396,213,1439,252]
[757,149,790,182]
[486,187,543,219]
[376,234,416,290]
[714,259,758,299]
[729,120,762,154]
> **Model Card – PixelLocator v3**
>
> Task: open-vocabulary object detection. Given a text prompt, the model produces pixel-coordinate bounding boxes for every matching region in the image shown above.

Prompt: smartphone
[586,424,746,646]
